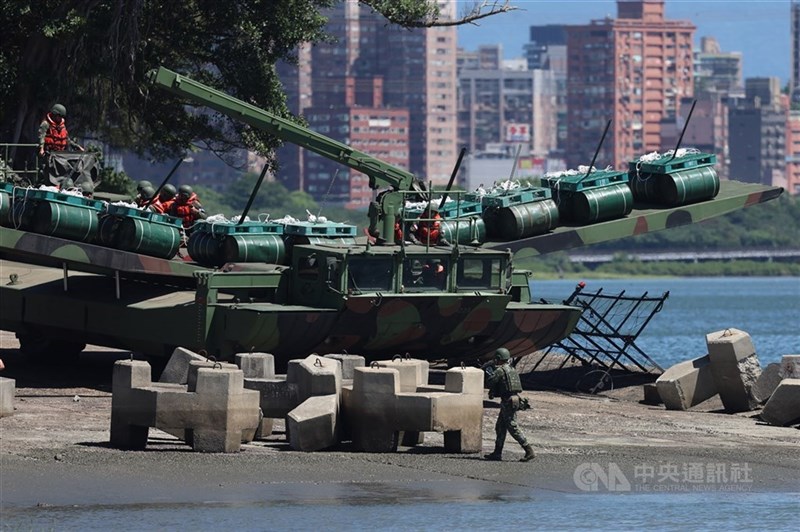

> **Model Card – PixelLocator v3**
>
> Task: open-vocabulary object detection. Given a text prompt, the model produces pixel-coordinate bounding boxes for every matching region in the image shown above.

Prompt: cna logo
[573,462,632,492]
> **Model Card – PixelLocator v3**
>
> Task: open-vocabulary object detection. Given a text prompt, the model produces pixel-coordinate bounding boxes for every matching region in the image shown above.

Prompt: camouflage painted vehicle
[0,68,784,367]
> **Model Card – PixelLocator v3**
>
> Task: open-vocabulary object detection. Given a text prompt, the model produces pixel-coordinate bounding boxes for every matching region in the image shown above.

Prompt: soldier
[410,203,449,246]
[38,104,83,156]
[135,180,153,203]
[136,185,157,208]
[169,184,207,230]
[483,347,535,462]
[152,184,177,214]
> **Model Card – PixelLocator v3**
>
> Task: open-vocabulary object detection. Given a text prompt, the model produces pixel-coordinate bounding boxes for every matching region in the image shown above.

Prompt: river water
[3,277,798,530]
[533,276,800,367]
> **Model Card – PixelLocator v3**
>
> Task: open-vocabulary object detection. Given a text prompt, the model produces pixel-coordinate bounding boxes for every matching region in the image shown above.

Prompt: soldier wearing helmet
[410,202,450,246]
[483,347,535,462]
[38,104,83,156]
[136,185,157,208]
[169,184,207,230]
[151,184,177,214]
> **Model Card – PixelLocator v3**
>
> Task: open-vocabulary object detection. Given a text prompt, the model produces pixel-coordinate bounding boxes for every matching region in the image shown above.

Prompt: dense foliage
[1,0,500,168]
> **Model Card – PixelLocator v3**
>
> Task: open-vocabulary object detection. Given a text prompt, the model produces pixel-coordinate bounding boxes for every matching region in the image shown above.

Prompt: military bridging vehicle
[0,67,783,368]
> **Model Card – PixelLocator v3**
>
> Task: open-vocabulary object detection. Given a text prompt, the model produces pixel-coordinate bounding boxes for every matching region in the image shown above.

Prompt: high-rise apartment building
[276,1,457,204]
[457,45,556,156]
[525,25,568,155]
[728,78,787,186]
[565,0,695,170]
[792,0,800,101]
[694,37,743,95]
[786,110,800,194]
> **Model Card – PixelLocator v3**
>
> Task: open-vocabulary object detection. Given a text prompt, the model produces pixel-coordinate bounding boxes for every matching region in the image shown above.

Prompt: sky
[457,0,791,85]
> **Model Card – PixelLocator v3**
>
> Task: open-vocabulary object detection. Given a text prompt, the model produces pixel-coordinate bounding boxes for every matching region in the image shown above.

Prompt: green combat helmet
[141,185,156,200]
[178,184,193,197]
[60,178,75,190]
[494,348,511,362]
[136,180,153,193]
[50,104,66,117]
[160,184,177,200]
[79,181,94,197]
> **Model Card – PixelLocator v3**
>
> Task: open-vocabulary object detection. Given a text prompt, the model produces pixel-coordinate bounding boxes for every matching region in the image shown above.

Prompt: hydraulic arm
[148,67,427,241]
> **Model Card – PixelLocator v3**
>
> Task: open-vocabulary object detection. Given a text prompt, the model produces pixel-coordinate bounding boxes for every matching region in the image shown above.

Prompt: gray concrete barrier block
[244,378,299,419]
[752,363,783,404]
[706,328,761,413]
[287,394,339,451]
[0,376,16,417]
[288,355,342,402]
[642,382,662,405]
[760,379,800,427]
[376,358,429,391]
[324,354,365,380]
[780,355,800,379]
[655,355,717,410]
[444,367,484,395]
[236,352,275,379]
[187,360,238,392]
[159,347,207,384]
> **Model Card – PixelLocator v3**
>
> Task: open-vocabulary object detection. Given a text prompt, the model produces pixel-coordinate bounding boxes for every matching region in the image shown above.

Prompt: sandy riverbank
[1,331,798,510]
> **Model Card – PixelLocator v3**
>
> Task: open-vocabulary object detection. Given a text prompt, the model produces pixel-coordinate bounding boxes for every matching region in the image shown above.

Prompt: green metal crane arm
[148,67,418,192]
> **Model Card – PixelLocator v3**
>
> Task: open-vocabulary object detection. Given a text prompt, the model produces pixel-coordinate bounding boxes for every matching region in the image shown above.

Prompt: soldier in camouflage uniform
[484,347,535,462]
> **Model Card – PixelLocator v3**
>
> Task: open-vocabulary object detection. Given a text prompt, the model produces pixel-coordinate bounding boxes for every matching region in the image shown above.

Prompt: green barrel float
[0,182,13,227]
[544,169,632,224]
[12,188,104,242]
[659,166,720,206]
[482,200,558,240]
[190,220,285,266]
[283,221,357,260]
[628,151,719,206]
[223,233,286,264]
[562,183,633,224]
[187,230,225,266]
[439,216,486,245]
[116,210,183,259]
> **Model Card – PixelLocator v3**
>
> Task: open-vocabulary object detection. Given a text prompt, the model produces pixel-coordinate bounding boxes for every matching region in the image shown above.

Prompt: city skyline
[457,0,790,84]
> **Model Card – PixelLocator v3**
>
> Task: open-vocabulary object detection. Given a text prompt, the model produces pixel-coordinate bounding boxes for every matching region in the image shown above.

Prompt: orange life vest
[43,114,69,151]
[416,211,442,244]
[169,192,201,228]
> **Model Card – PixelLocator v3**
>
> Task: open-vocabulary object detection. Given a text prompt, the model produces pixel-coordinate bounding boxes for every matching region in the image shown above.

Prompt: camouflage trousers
[493,398,528,452]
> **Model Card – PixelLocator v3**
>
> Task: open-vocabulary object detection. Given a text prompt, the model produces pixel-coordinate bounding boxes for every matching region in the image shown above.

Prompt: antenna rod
[438,147,467,210]
[581,119,612,182]
[144,157,184,209]
[508,143,523,182]
[669,99,697,160]
[238,163,270,224]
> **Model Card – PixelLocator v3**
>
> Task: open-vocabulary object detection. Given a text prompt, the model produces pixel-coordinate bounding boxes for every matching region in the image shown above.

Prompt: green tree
[1,1,515,166]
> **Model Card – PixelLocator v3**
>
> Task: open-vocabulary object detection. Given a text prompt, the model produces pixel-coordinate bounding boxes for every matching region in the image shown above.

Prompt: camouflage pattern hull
[0,260,580,366]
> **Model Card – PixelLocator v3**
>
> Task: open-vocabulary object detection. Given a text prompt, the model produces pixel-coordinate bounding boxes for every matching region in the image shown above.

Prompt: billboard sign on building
[505,123,531,142]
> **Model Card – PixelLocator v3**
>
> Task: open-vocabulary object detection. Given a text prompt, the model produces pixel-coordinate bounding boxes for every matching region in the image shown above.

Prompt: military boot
[520,444,535,462]
[484,450,503,461]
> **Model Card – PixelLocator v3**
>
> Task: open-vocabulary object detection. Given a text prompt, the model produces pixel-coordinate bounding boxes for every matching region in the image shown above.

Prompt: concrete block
[752,363,783,404]
[641,383,663,405]
[0,376,16,418]
[159,347,206,384]
[376,358,429,391]
[287,394,339,451]
[324,354,365,380]
[236,352,275,379]
[655,355,717,410]
[111,360,261,453]
[760,379,800,427]
[187,360,238,392]
[444,367,484,395]
[244,377,299,419]
[780,355,800,379]
[706,328,761,413]
[288,355,341,401]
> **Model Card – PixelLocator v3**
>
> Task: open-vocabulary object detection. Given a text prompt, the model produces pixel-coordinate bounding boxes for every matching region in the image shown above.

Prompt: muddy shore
[1,331,798,510]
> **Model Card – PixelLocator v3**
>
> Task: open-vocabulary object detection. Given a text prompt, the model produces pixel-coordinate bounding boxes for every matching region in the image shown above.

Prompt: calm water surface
[4,491,798,531]
[532,277,800,367]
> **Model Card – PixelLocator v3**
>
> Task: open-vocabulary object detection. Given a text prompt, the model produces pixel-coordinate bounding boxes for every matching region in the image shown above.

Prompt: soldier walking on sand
[483,347,535,462]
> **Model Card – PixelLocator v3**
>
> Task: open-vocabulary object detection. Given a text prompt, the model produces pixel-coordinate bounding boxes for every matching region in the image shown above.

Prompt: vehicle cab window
[456,257,502,290]
[347,257,394,293]
[402,256,449,292]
